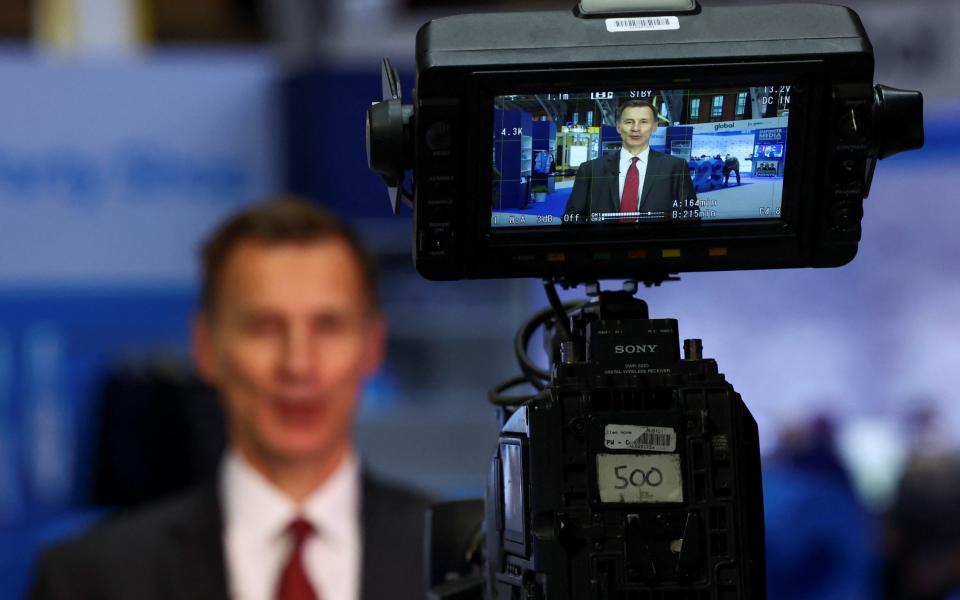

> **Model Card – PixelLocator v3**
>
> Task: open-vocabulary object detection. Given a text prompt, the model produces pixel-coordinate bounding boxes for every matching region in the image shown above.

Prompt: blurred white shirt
[221,450,362,600]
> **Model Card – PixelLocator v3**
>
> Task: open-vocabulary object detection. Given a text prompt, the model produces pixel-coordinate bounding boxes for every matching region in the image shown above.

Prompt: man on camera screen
[564,99,698,223]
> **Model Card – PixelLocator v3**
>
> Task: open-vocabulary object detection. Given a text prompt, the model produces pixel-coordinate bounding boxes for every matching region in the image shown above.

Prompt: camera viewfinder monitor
[491,85,790,229]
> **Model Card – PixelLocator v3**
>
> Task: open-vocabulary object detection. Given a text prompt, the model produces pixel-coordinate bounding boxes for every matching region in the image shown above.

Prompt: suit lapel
[164,483,231,600]
[359,475,432,600]
[601,152,620,214]
[639,150,658,210]
[360,476,388,600]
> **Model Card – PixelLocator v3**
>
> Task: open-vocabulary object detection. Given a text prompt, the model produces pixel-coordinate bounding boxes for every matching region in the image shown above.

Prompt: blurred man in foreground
[31,198,430,600]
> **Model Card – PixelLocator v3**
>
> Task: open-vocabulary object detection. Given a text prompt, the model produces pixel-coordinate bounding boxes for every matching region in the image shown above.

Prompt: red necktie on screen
[620,156,640,221]
[276,517,318,600]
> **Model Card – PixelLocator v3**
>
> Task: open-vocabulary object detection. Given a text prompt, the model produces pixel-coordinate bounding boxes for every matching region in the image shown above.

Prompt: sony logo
[614,344,658,354]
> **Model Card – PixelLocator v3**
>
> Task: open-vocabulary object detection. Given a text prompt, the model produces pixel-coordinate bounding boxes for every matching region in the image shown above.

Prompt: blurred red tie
[276,517,318,600]
[620,156,640,222]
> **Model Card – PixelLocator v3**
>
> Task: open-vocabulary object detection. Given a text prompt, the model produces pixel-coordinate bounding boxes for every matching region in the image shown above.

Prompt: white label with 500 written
[597,453,684,504]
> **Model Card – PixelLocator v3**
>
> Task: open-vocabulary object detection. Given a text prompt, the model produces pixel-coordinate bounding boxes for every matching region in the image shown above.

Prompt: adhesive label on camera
[597,453,684,504]
[605,424,676,452]
[605,16,680,33]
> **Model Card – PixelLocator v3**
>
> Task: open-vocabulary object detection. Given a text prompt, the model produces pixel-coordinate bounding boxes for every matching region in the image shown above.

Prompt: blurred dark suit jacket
[30,476,431,600]
[563,149,697,219]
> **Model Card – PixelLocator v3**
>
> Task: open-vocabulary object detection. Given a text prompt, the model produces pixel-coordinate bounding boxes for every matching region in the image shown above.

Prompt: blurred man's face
[617,105,658,154]
[194,239,384,470]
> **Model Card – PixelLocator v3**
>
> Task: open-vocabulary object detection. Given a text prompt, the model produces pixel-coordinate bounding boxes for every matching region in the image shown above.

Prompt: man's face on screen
[617,105,658,154]
[194,239,384,470]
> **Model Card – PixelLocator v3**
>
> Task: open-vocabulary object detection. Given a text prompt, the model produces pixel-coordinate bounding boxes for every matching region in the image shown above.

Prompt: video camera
[366,1,922,598]
[368,0,922,284]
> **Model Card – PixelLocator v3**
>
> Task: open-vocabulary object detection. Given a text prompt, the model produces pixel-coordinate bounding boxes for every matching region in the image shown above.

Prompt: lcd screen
[490,85,791,228]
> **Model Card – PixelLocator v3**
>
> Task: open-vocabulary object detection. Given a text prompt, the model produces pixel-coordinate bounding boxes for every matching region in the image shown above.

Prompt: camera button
[427,180,456,204]
[830,202,863,234]
[833,155,865,185]
[425,121,454,152]
[424,226,453,254]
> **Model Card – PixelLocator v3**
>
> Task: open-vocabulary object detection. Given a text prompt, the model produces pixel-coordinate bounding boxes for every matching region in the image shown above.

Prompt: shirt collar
[620,146,650,167]
[300,451,361,546]
[221,449,361,547]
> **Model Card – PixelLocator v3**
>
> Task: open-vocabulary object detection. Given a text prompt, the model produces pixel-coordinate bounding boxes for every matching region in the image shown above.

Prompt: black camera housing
[380,3,922,282]
[484,296,766,598]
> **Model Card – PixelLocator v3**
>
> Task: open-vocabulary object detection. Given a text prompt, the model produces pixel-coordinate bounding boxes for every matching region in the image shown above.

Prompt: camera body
[367,3,923,599]
[485,294,765,598]
[392,3,919,282]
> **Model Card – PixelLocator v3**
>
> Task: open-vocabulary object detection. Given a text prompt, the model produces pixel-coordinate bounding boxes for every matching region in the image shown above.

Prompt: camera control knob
[830,202,862,234]
[833,155,864,186]
[425,121,454,153]
[683,339,703,361]
[560,340,579,364]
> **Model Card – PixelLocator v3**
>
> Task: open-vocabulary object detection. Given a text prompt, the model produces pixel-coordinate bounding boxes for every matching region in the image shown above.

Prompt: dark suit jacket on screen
[30,476,431,600]
[563,149,697,220]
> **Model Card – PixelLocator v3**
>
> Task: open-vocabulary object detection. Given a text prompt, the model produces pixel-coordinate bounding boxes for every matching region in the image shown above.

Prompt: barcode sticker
[605,16,680,33]
[605,424,677,452]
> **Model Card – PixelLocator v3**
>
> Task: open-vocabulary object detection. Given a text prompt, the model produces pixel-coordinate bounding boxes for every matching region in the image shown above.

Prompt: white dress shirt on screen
[618,146,651,207]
